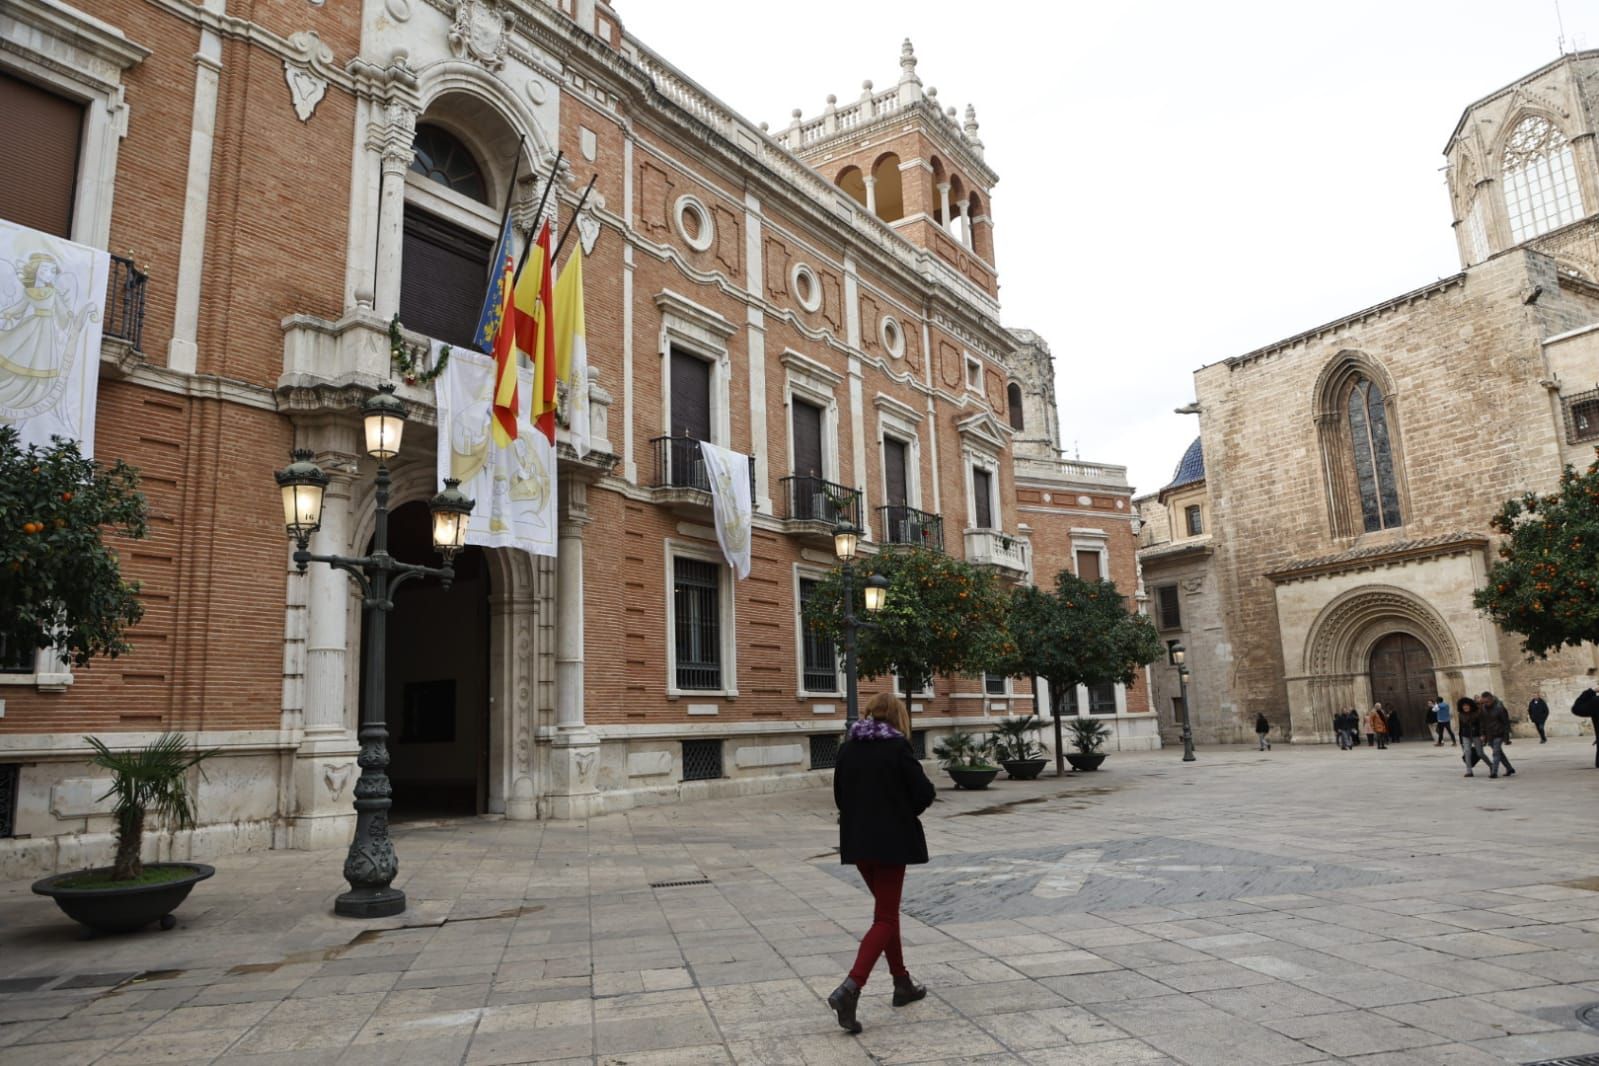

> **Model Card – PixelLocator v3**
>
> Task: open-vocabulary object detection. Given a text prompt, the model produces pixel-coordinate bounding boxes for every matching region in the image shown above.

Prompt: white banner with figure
[435,343,556,558]
[0,220,110,456]
[700,441,752,580]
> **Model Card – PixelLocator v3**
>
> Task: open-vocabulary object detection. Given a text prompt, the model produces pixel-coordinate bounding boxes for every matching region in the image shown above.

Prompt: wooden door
[1368,633,1435,738]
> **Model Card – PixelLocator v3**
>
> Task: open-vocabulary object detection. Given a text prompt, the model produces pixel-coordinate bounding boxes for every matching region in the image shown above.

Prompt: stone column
[938,182,951,231]
[372,105,416,320]
[863,175,877,215]
[167,28,223,375]
[290,441,362,850]
[546,475,601,818]
[954,200,972,249]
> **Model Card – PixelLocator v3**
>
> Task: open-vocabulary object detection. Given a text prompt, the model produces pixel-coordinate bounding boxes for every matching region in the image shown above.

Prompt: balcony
[104,254,147,353]
[649,436,756,508]
[877,505,944,553]
[965,528,1031,580]
[780,475,861,541]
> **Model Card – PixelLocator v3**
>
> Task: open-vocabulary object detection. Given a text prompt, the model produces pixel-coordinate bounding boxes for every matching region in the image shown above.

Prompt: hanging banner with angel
[0,220,110,457]
[434,341,557,558]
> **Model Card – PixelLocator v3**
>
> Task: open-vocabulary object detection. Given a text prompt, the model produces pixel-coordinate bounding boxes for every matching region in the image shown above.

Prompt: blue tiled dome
[1166,437,1204,491]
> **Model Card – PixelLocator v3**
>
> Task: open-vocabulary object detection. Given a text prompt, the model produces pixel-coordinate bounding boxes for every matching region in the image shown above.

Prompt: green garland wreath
[388,315,452,386]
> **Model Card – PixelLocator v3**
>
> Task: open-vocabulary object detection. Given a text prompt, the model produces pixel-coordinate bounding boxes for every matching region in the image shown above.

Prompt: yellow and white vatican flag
[0,219,110,456]
[552,250,590,458]
[699,441,752,580]
[435,341,557,558]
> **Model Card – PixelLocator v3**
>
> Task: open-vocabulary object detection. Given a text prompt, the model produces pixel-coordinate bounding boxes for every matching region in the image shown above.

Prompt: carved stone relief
[283,31,333,123]
[637,160,672,234]
[324,762,354,800]
[449,0,513,71]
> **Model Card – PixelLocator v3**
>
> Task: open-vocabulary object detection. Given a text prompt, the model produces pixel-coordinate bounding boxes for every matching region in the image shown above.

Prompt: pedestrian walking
[1459,697,1488,776]
[828,693,935,1034]
[1386,706,1403,743]
[1254,712,1272,751]
[1527,691,1550,743]
[1574,681,1599,768]
[1433,696,1456,746]
[1335,709,1355,750]
[1367,704,1389,749]
[1480,691,1516,779]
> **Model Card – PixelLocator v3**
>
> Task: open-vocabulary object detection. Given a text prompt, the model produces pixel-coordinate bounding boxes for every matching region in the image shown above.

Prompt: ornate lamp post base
[335,886,406,918]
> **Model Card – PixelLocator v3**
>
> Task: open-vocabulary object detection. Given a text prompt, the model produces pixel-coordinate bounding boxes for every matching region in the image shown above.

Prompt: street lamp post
[274,384,475,918]
[833,523,889,727]
[1172,642,1195,763]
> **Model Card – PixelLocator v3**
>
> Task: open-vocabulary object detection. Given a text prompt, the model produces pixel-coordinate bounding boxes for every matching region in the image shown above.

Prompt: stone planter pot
[947,766,1000,790]
[1001,758,1048,781]
[32,863,214,935]
[1065,753,1107,772]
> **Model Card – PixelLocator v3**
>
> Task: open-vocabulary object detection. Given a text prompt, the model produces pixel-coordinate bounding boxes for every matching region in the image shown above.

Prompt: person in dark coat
[1527,691,1550,743]
[827,692,936,1034]
[1480,691,1516,778]
[1573,682,1599,767]
[1458,697,1487,776]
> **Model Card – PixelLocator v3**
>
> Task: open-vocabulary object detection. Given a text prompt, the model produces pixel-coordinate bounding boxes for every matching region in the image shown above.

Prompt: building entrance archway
[1368,632,1435,740]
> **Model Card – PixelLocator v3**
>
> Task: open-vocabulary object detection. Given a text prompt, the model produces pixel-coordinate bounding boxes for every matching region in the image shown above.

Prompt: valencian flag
[552,248,589,457]
[513,221,557,444]
[473,212,516,354]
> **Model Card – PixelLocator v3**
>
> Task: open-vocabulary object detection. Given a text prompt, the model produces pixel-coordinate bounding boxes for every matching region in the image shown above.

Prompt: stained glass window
[410,125,489,204]
[1347,377,1402,533]
[1502,116,1583,243]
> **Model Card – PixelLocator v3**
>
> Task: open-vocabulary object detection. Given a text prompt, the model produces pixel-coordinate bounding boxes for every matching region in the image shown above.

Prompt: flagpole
[551,175,598,263]
[486,134,526,286]
[515,150,564,283]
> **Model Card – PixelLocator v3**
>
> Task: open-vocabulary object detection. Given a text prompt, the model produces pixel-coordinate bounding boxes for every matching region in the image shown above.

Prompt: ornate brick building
[1176,53,1599,743]
[0,1,1145,875]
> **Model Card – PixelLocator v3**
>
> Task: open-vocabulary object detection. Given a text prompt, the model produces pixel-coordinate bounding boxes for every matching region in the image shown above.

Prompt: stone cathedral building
[0,1,1146,875]
[1150,52,1599,745]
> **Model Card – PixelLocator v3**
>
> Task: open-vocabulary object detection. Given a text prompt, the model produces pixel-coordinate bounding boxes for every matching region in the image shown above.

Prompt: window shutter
[791,399,824,478]
[0,72,83,237]
[972,468,993,529]
[399,209,493,348]
[1156,586,1181,630]
[883,438,908,506]
[670,349,712,441]
[1076,550,1101,583]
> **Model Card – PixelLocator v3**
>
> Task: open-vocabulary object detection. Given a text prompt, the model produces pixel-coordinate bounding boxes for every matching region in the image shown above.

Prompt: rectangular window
[883,437,909,507]
[670,348,713,441]
[984,672,1007,695]
[798,578,838,693]
[681,739,723,781]
[0,635,34,674]
[809,733,840,770]
[972,468,993,529]
[1565,390,1599,444]
[910,730,927,758]
[1088,682,1118,715]
[1076,550,1102,583]
[965,356,982,389]
[673,557,721,690]
[400,209,494,349]
[0,71,84,238]
[1185,505,1203,536]
[1056,685,1079,716]
[1156,586,1181,631]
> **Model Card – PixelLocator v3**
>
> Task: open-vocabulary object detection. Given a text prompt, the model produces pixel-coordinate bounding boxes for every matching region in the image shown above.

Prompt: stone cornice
[1264,532,1488,585]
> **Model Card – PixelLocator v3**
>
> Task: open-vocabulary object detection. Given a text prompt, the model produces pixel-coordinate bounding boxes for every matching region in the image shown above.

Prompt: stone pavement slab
[3,740,1599,1063]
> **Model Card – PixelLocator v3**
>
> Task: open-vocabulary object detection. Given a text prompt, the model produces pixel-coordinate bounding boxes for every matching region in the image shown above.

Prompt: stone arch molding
[414,61,558,175]
[1302,584,1463,678]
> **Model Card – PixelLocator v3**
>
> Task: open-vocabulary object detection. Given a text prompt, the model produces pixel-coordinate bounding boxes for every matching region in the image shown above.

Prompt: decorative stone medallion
[282,31,333,123]
[449,0,511,71]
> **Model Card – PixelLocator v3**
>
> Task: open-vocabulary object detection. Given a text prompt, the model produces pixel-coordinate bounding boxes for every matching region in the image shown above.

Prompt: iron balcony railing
[649,435,756,498]
[877,505,944,552]
[780,475,862,527]
[104,253,147,353]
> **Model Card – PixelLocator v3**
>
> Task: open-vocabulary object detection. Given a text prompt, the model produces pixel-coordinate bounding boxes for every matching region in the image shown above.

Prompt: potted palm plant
[933,728,1000,789]
[32,734,217,935]
[993,715,1048,780]
[1064,717,1111,771]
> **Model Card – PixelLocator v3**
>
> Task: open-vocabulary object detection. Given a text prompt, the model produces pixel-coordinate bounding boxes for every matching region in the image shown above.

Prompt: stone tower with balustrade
[768,40,999,297]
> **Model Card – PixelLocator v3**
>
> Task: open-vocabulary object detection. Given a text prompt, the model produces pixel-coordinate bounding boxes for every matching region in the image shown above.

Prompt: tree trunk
[113,808,144,880]
[1050,683,1066,777]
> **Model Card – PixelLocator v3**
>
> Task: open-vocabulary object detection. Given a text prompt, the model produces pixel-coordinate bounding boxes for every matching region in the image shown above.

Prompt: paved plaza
[3,738,1599,1065]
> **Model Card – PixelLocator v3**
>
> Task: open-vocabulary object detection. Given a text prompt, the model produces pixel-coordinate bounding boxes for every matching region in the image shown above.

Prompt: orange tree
[1474,453,1599,657]
[803,545,1013,706]
[0,427,147,666]
[1003,571,1163,716]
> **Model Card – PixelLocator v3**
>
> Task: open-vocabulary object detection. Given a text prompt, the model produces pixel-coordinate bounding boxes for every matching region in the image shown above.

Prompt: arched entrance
[1368,632,1435,740]
[360,501,491,818]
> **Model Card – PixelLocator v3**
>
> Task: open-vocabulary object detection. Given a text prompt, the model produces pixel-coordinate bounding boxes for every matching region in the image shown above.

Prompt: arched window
[1345,376,1402,532]
[1006,382,1024,430]
[1501,115,1583,242]
[836,165,867,208]
[871,153,904,222]
[410,124,489,204]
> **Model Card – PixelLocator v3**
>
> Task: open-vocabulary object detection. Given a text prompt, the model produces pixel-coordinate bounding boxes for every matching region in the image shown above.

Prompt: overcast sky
[621,1,1599,495]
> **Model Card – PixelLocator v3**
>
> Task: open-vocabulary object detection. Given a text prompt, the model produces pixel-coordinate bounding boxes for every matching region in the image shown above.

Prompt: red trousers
[848,860,907,986]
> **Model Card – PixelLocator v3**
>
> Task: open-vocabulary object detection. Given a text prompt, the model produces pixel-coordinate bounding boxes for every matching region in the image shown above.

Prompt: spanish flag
[553,249,589,457]
[488,251,518,447]
[513,221,557,445]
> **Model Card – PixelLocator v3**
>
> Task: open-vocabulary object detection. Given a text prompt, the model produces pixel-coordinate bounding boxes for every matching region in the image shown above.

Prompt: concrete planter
[32,863,214,935]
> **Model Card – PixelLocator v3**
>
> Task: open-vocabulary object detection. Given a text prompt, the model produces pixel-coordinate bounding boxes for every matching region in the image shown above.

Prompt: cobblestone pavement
[3,738,1599,1065]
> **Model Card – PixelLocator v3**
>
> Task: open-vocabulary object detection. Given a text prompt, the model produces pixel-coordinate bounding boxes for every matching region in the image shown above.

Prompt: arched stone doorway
[1368,632,1436,740]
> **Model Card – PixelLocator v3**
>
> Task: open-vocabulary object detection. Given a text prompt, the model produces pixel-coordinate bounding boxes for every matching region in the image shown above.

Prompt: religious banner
[699,441,752,580]
[0,220,111,457]
[435,342,556,557]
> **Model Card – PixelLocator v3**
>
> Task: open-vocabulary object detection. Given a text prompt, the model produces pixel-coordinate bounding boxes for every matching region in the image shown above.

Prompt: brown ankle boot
[827,978,862,1033]
[892,974,927,1006]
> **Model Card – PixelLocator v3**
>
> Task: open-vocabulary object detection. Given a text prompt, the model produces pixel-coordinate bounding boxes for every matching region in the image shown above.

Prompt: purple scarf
[848,718,903,741]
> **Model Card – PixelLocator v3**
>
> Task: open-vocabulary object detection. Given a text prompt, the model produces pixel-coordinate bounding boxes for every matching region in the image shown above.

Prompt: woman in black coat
[827,692,936,1034]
